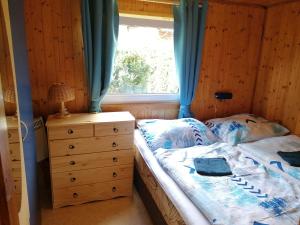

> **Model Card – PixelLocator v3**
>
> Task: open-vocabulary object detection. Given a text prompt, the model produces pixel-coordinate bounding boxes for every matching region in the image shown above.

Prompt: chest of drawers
[7,116,22,207]
[46,112,135,208]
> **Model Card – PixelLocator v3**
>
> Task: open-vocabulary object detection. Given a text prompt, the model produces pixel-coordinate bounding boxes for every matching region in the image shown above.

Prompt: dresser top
[46,112,135,127]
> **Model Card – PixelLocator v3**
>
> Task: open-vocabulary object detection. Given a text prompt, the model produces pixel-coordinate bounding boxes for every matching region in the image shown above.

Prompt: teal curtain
[82,0,119,112]
[174,0,208,118]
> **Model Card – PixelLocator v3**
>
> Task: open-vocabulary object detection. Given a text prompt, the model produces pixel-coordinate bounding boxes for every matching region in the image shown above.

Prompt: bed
[133,115,300,225]
[134,130,210,225]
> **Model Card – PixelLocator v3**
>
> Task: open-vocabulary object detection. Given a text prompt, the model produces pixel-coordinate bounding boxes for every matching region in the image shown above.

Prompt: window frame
[105,16,179,104]
[102,93,179,104]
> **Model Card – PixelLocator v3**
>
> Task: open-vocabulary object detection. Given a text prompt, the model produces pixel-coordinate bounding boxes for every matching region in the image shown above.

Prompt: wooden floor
[37,159,154,225]
[41,189,154,225]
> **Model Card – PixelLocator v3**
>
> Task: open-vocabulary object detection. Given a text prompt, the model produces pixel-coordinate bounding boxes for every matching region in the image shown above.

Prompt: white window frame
[104,16,179,104]
[102,93,179,104]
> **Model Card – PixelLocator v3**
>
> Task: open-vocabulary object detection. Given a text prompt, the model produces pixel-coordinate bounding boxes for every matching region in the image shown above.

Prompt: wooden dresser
[7,116,22,207]
[46,112,135,208]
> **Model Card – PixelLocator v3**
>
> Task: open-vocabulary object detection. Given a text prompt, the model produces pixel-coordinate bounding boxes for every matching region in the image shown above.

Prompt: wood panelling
[25,0,266,120]
[296,115,300,135]
[24,0,176,119]
[252,1,300,134]
[102,102,179,120]
[24,0,88,118]
[191,2,265,120]
[0,9,15,115]
[119,0,173,19]
[138,0,295,7]
[219,0,297,7]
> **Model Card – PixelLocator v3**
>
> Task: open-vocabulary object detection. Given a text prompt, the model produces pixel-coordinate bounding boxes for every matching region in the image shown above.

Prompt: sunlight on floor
[41,189,154,225]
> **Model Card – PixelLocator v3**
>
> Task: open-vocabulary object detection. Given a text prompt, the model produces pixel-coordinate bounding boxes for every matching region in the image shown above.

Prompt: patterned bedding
[238,135,300,182]
[154,143,300,225]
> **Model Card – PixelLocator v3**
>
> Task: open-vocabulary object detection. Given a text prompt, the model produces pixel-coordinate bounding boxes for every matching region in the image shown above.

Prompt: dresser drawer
[95,121,134,137]
[13,178,21,194]
[8,128,19,143]
[53,178,133,208]
[51,150,133,173]
[11,161,21,178]
[52,164,133,189]
[48,124,93,140]
[49,134,133,157]
[9,143,21,161]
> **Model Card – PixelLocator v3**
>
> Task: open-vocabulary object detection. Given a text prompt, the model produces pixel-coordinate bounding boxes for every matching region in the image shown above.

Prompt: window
[104,16,179,103]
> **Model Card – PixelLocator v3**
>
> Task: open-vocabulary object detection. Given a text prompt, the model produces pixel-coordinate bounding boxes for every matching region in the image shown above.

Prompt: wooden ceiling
[138,0,297,7]
[220,0,297,7]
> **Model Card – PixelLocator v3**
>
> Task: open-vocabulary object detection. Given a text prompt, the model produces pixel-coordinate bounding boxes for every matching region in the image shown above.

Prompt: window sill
[102,94,179,104]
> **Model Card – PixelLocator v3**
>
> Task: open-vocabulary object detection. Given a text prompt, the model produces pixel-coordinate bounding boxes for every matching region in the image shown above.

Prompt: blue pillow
[138,118,218,151]
[205,114,289,145]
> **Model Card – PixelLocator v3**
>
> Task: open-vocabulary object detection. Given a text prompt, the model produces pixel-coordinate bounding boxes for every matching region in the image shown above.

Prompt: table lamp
[48,83,75,118]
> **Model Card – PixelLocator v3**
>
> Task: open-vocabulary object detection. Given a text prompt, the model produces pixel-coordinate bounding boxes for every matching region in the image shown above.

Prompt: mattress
[134,130,210,225]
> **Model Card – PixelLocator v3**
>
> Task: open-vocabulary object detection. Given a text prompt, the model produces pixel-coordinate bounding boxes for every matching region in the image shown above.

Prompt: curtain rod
[137,0,203,6]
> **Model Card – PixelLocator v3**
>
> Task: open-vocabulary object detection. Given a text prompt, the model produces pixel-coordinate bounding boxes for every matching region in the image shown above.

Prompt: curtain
[174,0,208,118]
[82,0,119,112]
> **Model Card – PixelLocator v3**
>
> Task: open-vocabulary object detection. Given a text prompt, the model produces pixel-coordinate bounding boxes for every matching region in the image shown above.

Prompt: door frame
[0,0,26,224]
[0,76,19,225]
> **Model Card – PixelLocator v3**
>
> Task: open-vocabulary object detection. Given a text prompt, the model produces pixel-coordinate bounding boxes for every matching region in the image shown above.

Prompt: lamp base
[55,101,71,119]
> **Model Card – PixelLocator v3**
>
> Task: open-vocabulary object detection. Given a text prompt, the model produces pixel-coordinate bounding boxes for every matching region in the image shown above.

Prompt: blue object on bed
[193,157,232,176]
[277,151,300,167]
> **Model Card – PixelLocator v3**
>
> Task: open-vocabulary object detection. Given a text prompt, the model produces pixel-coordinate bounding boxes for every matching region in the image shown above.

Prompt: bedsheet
[154,143,300,225]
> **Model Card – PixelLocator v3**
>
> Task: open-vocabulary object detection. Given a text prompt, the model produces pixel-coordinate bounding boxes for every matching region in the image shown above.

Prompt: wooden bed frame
[133,144,186,225]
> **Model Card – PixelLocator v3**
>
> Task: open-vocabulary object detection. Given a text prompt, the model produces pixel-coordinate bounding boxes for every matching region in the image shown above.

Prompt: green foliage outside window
[109,52,153,94]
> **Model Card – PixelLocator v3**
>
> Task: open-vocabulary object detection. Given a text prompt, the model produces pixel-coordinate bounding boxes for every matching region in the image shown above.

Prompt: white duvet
[154,141,300,225]
[239,135,300,182]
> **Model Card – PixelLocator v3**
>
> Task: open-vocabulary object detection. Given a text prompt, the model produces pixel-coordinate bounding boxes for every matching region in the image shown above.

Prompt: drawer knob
[112,142,118,148]
[112,187,117,192]
[69,161,76,165]
[113,128,118,133]
[69,144,75,149]
[70,177,76,182]
[113,172,117,177]
[113,157,118,162]
[67,129,74,134]
[73,193,79,198]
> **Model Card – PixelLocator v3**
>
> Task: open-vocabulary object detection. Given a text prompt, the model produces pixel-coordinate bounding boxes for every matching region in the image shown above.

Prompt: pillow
[205,114,289,145]
[137,118,218,151]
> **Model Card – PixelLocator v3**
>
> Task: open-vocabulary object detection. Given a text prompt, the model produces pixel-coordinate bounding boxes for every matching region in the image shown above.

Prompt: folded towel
[277,151,300,167]
[193,158,232,176]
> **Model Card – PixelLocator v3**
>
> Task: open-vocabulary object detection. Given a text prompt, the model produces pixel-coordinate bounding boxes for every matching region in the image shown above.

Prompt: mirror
[0,0,22,212]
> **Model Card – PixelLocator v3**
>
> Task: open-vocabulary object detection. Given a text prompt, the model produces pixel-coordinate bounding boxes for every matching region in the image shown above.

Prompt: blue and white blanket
[239,135,300,182]
[154,143,300,225]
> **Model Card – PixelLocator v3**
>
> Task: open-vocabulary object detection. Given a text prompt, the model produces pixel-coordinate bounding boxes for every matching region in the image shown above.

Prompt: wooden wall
[24,0,177,119]
[220,0,297,7]
[103,102,179,120]
[24,0,88,117]
[24,0,266,120]
[118,0,172,19]
[0,9,15,115]
[191,2,265,120]
[252,1,300,134]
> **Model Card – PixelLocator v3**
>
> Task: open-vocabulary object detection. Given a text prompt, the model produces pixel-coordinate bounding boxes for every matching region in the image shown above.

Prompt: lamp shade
[48,83,75,103]
[4,86,16,103]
